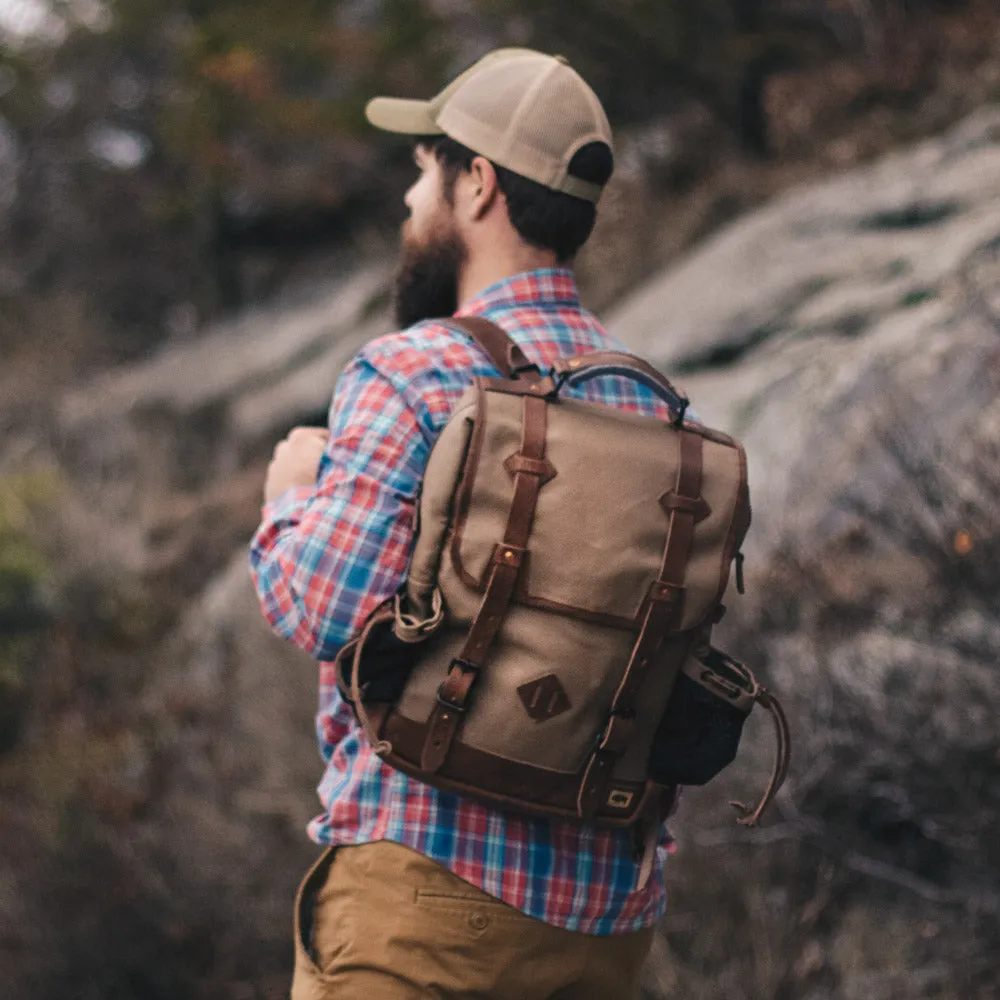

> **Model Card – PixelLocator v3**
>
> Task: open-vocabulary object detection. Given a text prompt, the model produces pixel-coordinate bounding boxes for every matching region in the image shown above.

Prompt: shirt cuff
[261,485,315,524]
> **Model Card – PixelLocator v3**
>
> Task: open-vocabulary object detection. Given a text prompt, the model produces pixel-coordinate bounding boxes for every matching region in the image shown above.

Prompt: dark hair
[417,135,613,263]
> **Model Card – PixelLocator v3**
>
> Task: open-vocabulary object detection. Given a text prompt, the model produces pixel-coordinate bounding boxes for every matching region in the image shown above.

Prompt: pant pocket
[290,848,338,1000]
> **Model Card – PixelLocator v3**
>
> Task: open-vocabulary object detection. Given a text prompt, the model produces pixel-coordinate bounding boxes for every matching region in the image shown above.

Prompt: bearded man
[250,48,681,1000]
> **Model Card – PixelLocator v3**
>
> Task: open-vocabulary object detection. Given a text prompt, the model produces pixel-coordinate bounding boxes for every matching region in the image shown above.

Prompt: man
[250,48,681,1000]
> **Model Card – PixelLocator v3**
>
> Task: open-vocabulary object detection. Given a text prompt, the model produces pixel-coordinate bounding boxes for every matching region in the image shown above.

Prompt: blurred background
[1,1,999,998]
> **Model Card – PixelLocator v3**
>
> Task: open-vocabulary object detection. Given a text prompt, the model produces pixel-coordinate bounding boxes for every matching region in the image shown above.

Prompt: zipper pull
[735,552,746,595]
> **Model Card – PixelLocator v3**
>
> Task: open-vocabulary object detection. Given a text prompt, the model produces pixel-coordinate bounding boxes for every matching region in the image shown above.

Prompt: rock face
[56,264,391,593]
[609,108,1000,998]
[60,262,390,492]
[13,110,1000,999]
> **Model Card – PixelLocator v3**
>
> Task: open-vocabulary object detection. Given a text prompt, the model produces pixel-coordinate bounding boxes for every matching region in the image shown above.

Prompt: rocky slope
[610,107,1000,1000]
[5,108,1000,1000]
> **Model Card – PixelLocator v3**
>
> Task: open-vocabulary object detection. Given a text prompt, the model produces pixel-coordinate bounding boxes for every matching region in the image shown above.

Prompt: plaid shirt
[250,268,681,934]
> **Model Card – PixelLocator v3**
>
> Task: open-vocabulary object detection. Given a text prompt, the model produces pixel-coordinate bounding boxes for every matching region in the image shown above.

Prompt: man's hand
[264,426,329,503]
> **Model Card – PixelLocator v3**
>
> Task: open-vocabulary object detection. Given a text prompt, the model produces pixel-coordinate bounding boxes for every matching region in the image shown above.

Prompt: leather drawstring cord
[635,784,676,892]
[349,605,395,757]
[637,821,660,892]
[731,688,792,826]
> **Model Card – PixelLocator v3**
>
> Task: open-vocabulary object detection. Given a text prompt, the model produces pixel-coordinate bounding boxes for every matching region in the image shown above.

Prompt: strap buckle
[596,708,636,756]
[510,360,544,379]
[435,687,468,713]
[435,658,478,713]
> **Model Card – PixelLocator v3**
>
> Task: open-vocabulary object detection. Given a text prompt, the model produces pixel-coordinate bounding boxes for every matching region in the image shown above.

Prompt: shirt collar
[455,268,580,316]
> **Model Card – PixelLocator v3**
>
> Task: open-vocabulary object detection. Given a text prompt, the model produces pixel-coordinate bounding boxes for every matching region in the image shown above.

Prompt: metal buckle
[551,368,570,393]
[670,396,691,427]
[671,395,690,427]
[435,658,478,713]
[435,686,468,713]
[599,708,636,751]
[607,788,635,809]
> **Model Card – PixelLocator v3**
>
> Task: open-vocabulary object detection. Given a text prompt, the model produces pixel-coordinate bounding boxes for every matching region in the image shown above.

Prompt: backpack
[334,317,790,858]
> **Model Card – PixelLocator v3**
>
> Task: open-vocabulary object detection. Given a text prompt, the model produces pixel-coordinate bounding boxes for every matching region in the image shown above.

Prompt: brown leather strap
[348,602,395,757]
[731,688,792,826]
[577,430,705,819]
[449,316,540,380]
[656,430,703,593]
[421,393,553,772]
[634,782,676,890]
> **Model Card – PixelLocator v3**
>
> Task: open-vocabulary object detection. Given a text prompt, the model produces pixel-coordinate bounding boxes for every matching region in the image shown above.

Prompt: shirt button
[470,912,489,931]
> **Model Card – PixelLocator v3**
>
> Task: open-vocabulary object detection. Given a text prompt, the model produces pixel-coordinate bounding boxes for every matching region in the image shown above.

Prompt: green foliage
[473,0,842,148]
[0,470,53,630]
[0,469,56,752]
[0,0,454,352]
[118,0,452,183]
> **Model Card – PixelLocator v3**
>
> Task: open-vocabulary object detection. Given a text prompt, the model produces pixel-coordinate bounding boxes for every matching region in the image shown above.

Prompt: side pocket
[335,606,418,705]
[648,647,791,827]
[647,648,755,786]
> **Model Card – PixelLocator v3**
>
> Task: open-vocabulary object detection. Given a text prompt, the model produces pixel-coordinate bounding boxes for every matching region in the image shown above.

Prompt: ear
[464,156,502,222]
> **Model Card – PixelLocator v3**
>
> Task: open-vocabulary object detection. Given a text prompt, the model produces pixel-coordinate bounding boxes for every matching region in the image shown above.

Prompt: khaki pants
[291,840,654,1000]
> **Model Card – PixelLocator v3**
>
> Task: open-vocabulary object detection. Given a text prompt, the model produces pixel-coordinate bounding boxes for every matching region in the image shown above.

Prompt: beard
[392,220,467,328]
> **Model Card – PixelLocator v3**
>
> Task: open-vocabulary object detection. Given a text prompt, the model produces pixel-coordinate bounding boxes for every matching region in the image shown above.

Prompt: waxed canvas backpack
[335,317,789,838]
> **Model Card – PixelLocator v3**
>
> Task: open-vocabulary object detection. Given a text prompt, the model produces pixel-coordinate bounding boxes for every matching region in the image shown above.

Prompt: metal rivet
[470,913,489,931]
[569,359,581,368]
[504,550,514,561]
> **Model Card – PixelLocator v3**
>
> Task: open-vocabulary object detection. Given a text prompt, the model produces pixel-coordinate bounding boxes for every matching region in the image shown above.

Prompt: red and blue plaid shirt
[250,268,681,934]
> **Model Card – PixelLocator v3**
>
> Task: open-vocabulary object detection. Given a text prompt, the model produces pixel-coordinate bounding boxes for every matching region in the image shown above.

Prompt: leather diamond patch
[518,674,571,722]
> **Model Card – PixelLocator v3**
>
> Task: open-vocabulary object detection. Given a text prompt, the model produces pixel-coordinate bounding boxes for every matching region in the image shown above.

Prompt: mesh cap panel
[366,48,613,203]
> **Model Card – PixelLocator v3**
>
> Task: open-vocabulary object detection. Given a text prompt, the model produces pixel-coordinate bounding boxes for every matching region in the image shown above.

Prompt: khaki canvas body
[337,320,752,827]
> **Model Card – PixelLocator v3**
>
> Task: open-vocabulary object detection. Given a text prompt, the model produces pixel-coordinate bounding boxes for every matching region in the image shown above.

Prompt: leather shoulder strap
[420,390,554,773]
[448,316,540,380]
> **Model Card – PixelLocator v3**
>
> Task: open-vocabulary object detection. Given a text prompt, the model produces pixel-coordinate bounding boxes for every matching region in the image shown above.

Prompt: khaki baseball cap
[365,48,613,203]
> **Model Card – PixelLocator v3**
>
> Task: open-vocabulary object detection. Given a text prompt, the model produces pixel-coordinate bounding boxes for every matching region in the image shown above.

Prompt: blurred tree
[0,470,53,753]
[0,0,975,358]
[0,0,450,355]
[475,0,847,157]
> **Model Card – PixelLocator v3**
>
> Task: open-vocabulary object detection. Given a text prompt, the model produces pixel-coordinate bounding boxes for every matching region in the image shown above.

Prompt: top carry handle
[551,353,689,422]
[450,317,689,422]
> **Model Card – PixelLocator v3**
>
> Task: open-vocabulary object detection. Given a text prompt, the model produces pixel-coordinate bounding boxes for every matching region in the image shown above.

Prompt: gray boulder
[609,109,1000,999]
[56,264,391,589]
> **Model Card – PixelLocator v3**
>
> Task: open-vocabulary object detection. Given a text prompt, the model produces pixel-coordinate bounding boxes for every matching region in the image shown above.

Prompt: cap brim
[365,97,442,136]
